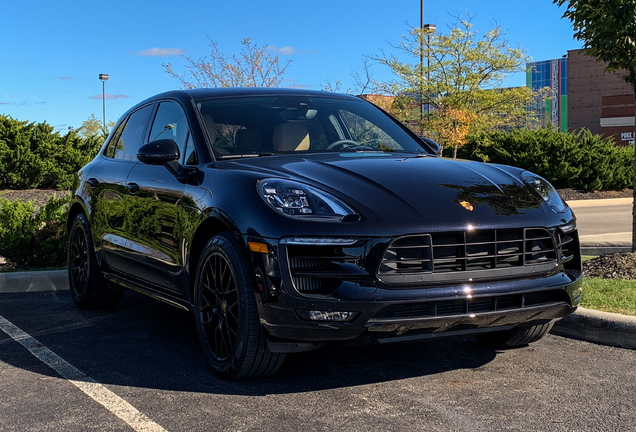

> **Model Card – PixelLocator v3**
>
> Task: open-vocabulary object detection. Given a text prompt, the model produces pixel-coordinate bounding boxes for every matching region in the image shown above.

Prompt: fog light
[308,310,357,322]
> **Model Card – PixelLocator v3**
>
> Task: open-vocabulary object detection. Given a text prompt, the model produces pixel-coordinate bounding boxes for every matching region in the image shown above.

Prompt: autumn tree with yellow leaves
[374,14,540,156]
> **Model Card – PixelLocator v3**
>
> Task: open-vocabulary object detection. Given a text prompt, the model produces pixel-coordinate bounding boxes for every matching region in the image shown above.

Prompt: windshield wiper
[217,152,276,160]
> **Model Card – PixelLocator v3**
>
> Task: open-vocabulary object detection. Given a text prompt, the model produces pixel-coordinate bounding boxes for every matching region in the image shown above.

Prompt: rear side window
[104,104,153,160]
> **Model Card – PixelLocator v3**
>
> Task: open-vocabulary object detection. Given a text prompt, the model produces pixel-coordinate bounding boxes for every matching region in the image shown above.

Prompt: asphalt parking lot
[1,287,635,432]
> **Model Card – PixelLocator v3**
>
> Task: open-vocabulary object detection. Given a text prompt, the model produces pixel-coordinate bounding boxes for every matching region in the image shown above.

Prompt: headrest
[273,122,310,152]
[235,129,262,152]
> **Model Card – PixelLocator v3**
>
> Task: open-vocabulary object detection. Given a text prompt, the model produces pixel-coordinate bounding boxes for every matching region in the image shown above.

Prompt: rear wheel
[194,232,285,380]
[67,213,123,309]
[478,322,554,348]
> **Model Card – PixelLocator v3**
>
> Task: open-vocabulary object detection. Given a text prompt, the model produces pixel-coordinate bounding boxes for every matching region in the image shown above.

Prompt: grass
[580,256,636,316]
[581,278,636,316]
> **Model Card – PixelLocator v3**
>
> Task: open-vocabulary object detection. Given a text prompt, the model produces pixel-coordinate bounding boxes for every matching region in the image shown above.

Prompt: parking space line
[0,315,167,432]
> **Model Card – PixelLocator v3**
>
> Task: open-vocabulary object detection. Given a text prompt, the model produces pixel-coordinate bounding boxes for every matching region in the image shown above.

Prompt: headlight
[258,179,359,222]
[521,172,567,213]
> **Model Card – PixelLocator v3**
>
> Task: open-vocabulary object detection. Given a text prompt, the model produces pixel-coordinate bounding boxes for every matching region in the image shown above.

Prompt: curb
[1,270,634,351]
[581,246,631,255]
[566,197,633,207]
[551,307,636,350]
[0,269,68,293]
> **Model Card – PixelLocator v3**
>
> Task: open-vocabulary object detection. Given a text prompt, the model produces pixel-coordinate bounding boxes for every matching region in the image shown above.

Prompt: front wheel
[477,322,554,348]
[67,213,123,309]
[194,232,285,380]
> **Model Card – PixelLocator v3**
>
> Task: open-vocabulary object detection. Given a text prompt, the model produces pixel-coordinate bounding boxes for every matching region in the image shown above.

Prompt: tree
[163,37,292,88]
[323,57,376,95]
[554,0,636,251]
[374,15,536,156]
[428,106,477,157]
[0,115,102,189]
[76,114,113,140]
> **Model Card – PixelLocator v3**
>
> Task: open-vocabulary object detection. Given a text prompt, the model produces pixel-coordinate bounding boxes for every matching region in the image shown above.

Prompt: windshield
[194,95,430,159]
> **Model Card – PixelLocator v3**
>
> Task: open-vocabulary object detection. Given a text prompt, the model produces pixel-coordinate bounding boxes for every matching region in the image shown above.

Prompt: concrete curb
[0,269,68,293]
[566,197,633,207]
[581,246,631,255]
[1,270,634,351]
[551,307,636,350]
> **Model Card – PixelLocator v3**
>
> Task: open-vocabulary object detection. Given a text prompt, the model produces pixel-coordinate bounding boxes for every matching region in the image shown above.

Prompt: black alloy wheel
[199,251,239,363]
[67,213,123,309]
[194,233,285,380]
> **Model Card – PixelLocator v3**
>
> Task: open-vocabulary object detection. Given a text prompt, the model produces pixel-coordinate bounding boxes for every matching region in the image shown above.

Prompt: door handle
[126,183,140,194]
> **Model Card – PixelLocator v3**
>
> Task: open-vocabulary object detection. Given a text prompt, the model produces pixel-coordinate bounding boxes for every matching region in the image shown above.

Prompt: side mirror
[137,139,180,165]
[420,137,442,156]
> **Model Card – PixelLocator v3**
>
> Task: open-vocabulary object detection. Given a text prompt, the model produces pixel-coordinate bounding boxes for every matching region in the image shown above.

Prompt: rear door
[88,104,154,273]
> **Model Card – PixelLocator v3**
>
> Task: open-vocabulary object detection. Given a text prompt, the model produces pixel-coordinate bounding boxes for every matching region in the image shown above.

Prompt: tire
[477,322,554,348]
[194,232,285,380]
[67,213,123,309]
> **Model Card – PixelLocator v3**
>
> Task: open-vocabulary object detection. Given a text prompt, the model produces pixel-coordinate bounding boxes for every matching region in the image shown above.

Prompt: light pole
[420,0,425,125]
[423,24,436,124]
[420,1,435,132]
[99,73,109,132]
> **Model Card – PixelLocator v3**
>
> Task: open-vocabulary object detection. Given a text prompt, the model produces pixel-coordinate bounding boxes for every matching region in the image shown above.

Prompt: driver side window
[339,109,402,151]
[148,101,195,164]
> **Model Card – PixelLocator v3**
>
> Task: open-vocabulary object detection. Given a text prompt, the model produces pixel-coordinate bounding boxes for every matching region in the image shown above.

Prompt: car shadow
[0,290,498,396]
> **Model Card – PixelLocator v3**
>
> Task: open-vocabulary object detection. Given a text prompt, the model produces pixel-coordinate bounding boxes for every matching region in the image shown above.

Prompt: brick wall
[567,49,633,143]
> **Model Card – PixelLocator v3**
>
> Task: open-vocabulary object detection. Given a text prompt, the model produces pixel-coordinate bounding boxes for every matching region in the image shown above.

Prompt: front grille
[378,228,558,282]
[375,290,567,319]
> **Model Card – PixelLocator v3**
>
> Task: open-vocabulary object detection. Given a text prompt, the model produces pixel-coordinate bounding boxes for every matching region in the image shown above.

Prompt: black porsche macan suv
[67,88,582,379]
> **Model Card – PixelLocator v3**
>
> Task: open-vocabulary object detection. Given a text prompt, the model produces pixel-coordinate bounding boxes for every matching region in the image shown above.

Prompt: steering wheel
[326,139,373,151]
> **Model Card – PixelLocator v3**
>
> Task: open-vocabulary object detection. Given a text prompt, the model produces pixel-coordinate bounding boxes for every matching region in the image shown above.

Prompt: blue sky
[0,1,581,132]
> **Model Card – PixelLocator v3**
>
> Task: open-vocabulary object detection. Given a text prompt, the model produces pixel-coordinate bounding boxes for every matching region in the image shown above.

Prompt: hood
[222,153,571,231]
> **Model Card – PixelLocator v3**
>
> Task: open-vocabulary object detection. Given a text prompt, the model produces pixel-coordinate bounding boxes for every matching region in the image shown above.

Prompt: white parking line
[0,315,167,432]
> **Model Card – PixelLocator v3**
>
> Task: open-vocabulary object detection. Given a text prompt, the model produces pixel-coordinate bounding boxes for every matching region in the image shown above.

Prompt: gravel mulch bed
[583,252,636,280]
[557,188,633,201]
[0,189,69,212]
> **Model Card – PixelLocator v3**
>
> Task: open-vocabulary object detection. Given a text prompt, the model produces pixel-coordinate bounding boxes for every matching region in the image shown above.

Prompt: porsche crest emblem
[459,201,474,211]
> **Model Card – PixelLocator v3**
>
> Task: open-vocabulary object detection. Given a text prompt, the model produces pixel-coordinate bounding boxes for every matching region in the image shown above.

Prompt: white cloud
[266,45,297,55]
[56,76,74,80]
[135,48,186,57]
[89,94,130,100]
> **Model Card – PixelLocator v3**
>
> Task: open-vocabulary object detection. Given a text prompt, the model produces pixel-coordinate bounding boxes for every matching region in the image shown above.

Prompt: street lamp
[99,73,109,131]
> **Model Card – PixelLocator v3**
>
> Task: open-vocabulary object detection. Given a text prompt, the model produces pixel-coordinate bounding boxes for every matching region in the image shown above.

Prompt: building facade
[526,57,568,132]
[528,50,635,145]
[567,49,634,145]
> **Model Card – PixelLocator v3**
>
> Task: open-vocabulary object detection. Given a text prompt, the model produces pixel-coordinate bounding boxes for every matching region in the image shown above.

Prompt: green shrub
[0,115,103,190]
[456,128,634,191]
[0,195,70,268]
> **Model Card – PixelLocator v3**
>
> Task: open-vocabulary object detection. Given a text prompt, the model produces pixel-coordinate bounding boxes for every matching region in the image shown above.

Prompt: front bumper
[246,224,583,348]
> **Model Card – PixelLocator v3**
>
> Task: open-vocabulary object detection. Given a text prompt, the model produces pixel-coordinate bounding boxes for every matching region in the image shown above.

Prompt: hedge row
[456,129,634,191]
[0,195,70,268]
[0,115,103,190]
